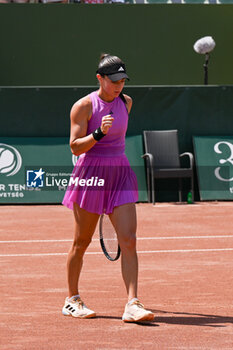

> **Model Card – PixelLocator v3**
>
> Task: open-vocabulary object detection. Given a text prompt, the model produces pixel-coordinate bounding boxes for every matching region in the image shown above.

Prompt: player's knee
[72,237,92,254]
[119,233,136,252]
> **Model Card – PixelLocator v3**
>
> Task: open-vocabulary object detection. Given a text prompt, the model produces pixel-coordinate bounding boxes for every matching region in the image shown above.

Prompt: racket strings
[100,215,120,261]
[103,219,119,254]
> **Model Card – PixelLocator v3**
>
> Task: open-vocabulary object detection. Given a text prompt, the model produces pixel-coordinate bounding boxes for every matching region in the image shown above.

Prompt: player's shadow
[96,310,233,328]
[96,311,233,328]
[96,315,159,327]
[97,315,122,320]
[151,309,233,328]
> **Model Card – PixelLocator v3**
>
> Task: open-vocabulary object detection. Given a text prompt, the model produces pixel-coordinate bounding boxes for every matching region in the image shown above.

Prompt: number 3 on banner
[214,141,233,182]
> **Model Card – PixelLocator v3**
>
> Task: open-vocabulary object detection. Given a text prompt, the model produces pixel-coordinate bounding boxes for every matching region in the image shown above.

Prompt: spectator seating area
[0,0,231,3]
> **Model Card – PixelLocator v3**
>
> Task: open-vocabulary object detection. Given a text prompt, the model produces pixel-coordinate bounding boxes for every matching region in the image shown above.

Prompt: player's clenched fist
[101,115,114,135]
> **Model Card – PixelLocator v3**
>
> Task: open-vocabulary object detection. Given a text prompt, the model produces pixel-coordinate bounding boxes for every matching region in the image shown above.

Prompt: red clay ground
[0,202,233,350]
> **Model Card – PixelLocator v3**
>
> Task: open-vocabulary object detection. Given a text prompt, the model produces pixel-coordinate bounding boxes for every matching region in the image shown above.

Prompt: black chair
[142,130,194,204]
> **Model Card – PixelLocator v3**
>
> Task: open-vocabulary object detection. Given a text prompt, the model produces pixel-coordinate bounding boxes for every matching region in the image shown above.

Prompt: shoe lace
[132,300,145,309]
[72,297,84,308]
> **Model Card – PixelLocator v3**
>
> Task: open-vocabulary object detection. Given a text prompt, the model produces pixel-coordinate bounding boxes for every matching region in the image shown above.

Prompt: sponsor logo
[118,66,124,72]
[0,144,22,176]
[72,155,79,166]
[26,168,45,187]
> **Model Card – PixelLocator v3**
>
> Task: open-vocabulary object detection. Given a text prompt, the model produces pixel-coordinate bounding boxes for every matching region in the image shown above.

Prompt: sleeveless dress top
[62,91,138,214]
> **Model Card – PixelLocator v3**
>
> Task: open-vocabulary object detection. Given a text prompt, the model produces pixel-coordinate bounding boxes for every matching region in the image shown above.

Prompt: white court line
[0,239,72,244]
[151,203,233,208]
[0,248,233,257]
[0,235,233,244]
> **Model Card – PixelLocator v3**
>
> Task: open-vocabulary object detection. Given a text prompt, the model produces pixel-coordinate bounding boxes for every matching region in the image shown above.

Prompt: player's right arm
[69,96,114,156]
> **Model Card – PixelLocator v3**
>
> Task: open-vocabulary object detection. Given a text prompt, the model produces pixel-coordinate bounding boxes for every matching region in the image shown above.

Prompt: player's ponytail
[119,92,127,105]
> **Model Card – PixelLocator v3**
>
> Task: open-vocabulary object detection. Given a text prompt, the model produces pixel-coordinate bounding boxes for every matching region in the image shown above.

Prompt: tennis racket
[99,214,121,261]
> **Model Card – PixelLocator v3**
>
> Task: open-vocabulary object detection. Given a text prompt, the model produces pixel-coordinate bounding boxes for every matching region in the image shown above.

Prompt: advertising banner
[193,136,233,200]
[0,136,147,204]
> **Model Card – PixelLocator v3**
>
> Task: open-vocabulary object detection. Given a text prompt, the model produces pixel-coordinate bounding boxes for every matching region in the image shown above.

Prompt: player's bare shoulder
[123,94,133,114]
[70,95,92,122]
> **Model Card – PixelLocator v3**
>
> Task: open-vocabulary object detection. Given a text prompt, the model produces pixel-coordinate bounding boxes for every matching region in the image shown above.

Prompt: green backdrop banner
[193,136,233,200]
[0,136,147,204]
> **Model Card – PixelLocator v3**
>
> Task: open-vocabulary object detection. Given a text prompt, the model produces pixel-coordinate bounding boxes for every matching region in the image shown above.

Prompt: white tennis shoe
[62,295,96,318]
[122,298,154,322]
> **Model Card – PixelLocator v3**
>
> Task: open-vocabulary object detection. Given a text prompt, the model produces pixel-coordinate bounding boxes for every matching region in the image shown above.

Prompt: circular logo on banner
[72,154,79,166]
[0,143,22,176]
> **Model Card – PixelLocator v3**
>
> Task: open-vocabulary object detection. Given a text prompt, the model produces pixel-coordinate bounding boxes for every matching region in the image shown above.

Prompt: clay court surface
[1,202,233,350]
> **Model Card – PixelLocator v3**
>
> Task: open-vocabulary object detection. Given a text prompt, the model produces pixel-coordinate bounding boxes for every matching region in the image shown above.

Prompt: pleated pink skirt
[62,153,138,215]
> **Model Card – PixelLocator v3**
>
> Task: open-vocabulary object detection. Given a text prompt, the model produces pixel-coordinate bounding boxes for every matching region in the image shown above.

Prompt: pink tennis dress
[62,91,138,214]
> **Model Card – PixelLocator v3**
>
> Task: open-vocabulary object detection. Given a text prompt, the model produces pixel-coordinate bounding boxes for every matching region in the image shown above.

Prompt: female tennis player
[62,54,154,322]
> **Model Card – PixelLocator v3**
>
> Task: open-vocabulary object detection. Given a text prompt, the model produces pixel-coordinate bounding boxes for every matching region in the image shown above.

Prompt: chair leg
[152,177,155,205]
[146,168,151,203]
[178,178,182,202]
